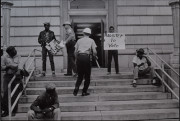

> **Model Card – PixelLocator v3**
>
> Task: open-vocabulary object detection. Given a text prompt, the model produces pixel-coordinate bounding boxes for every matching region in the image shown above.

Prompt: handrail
[155,72,179,100]
[147,48,179,76]
[146,47,179,100]
[8,49,41,120]
[148,56,179,88]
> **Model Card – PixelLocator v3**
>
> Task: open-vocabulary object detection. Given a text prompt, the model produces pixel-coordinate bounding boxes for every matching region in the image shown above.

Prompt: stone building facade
[1,0,179,72]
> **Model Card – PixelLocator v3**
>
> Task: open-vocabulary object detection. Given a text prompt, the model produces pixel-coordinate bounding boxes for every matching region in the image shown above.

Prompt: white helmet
[63,21,71,26]
[83,28,91,34]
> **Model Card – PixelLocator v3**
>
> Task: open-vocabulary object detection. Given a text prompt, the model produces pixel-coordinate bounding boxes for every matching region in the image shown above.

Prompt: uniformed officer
[38,22,56,77]
[73,28,97,96]
[63,21,77,76]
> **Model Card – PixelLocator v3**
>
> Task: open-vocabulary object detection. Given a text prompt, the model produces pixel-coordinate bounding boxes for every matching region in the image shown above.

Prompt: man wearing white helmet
[63,21,77,76]
[73,28,97,96]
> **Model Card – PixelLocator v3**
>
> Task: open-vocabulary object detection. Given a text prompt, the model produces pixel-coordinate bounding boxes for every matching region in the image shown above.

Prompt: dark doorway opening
[73,23,104,67]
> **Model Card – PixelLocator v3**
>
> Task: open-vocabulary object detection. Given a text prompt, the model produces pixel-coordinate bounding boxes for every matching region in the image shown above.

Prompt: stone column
[169,0,179,98]
[169,0,179,68]
[1,2,13,52]
[169,0,179,69]
[169,0,179,54]
[60,0,68,72]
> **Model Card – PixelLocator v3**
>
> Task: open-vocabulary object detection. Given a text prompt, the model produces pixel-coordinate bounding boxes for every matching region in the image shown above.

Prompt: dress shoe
[152,79,160,87]
[132,79,137,88]
[12,113,16,116]
[73,73,78,77]
[82,92,90,96]
[64,73,72,76]
[52,72,56,77]
[1,112,8,117]
[107,72,111,75]
[40,72,45,77]
[73,87,79,96]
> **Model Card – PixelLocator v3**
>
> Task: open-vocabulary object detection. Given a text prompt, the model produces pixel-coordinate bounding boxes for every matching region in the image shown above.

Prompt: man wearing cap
[73,28,97,96]
[1,46,23,117]
[38,22,56,77]
[132,48,158,87]
[107,26,119,75]
[63,21,77,76]
[27,83,61,120]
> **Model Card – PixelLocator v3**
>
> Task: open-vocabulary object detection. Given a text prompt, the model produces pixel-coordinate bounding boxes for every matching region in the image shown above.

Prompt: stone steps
[141,119,179,121]
[2,109,178,120]
[17,99,178,113]
[27,78,151,88]
[32,73,134,81]
[19,92,170,103]
[25,85,162,95]
[2,68,178,120]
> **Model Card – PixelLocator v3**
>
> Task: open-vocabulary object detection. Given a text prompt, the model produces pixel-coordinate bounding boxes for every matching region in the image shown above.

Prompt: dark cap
[6,46,15,53]
[137,48,144,54]
[45,83,56,90]
[63,21,71,26]
[43,22,50,26]
[109,26,114,30]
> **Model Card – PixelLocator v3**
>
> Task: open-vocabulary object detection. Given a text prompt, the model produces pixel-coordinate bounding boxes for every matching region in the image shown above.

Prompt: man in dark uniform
[1,46,23,117]
[38,22,56,77]
[63,21,77,76]
[27,83,61,120]
[107,26,119,75]
[73,28,97,96]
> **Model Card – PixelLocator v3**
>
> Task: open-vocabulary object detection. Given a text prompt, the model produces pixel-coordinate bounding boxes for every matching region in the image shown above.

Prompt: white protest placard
[104,33,126,50]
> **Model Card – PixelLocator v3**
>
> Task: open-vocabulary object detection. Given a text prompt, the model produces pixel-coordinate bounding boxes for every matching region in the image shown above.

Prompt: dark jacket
[38,30,56,47]
[30,91,59,112]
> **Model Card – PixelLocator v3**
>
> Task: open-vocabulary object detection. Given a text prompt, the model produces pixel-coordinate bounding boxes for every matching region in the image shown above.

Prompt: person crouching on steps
[27,83,61,120]
[132,48,158,87]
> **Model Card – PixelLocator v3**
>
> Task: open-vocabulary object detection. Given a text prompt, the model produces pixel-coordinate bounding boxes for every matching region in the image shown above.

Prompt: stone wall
[1,0,64,70]
[116,0,174,68]
[1,0,62,56]
[1,0,175,69]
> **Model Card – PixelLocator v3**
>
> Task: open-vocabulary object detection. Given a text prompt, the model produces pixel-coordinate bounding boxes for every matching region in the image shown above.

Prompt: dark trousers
[67,55,77,74]
[42,47,55,72]
[134,66,156,79]
[1,74,23,114]
[107,50,119,73]
[75,54,91,93]
[66,41,76,74]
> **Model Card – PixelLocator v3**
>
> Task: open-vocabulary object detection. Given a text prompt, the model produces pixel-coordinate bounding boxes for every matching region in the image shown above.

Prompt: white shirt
[1,54,22,74]
[75,36,97,54]
[132,56,148,70]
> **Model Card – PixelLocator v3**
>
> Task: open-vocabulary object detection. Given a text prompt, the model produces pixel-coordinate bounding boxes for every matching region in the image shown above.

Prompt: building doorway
[73,21,105,67]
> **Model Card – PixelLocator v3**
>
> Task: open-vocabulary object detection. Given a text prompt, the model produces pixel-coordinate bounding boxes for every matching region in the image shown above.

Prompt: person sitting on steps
[27,83,61,120]
[132,48,159,87]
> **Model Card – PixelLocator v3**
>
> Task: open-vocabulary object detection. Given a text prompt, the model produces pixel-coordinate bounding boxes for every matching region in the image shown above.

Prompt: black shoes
[40,73,45,77]
[1,112,16,117]
[1,112,8,117]
[132,79,137,87]
[52,71,56,77]
[73,73,78,77]
[82,92,90,96]
[152,78,161,86]
[73,87,79,96]
[64,73,72,76]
